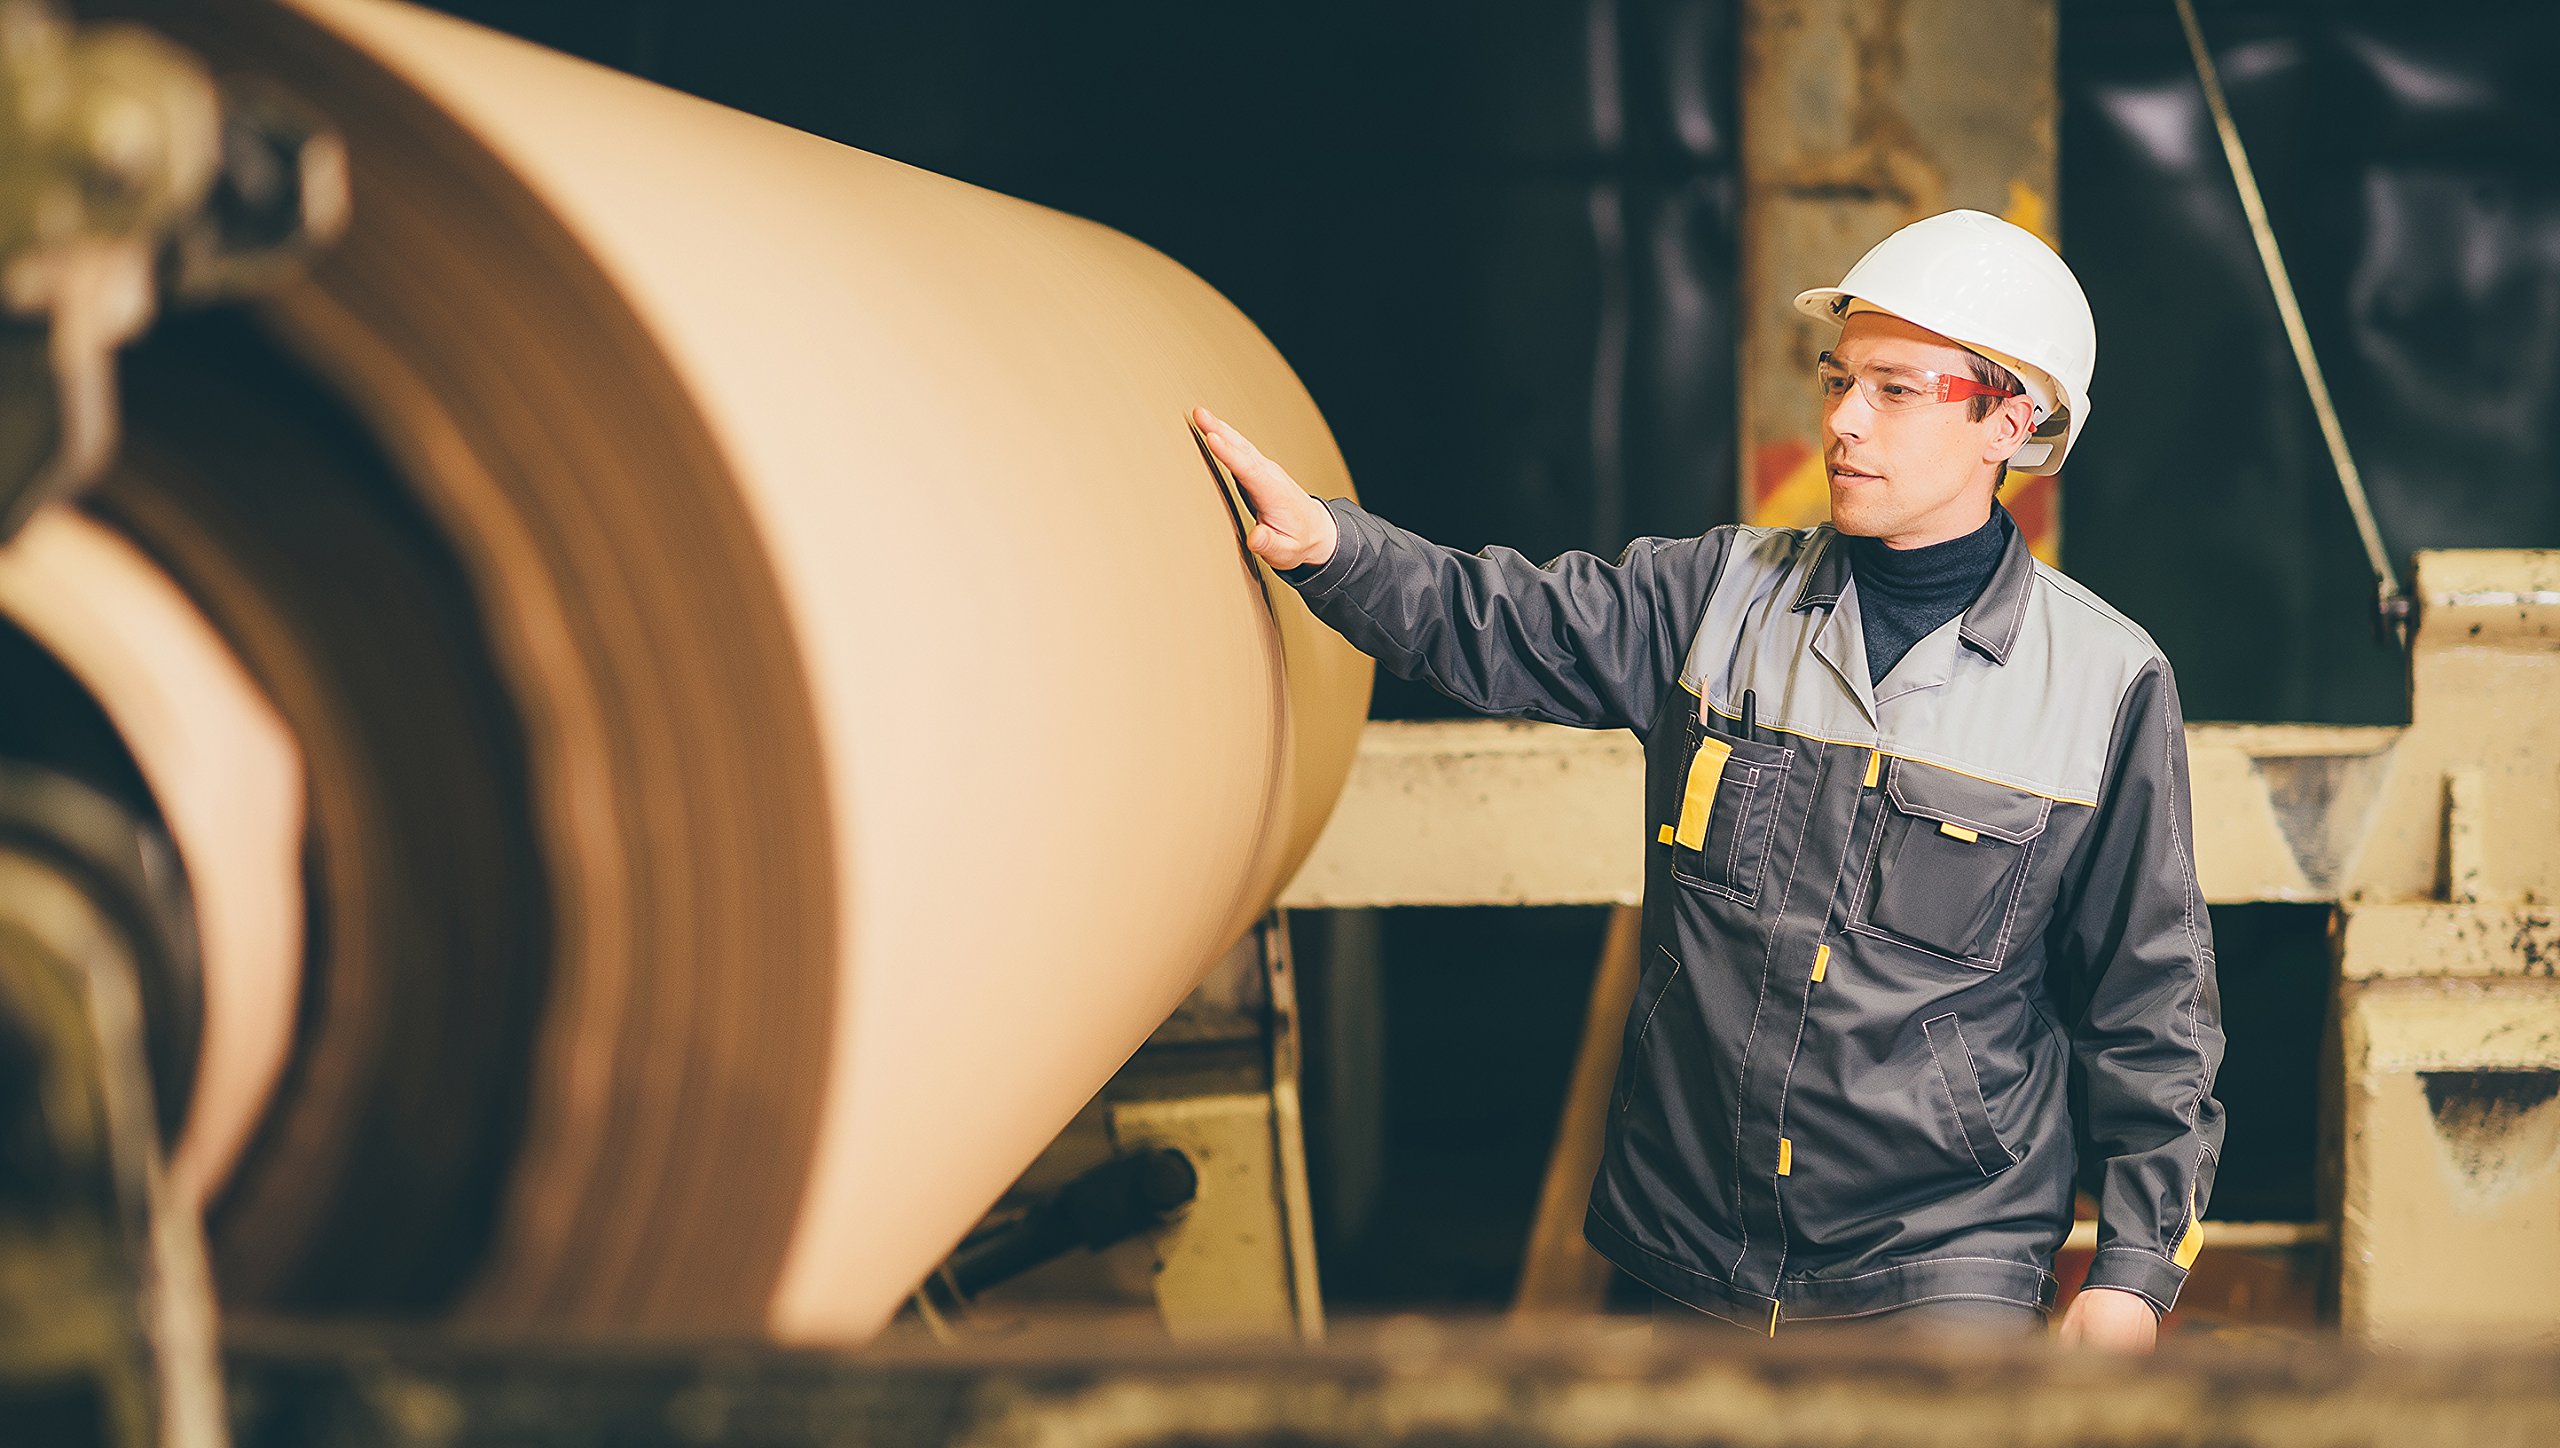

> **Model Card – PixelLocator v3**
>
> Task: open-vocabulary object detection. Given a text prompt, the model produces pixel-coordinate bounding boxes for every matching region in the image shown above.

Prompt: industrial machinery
[1,0,1370,1419]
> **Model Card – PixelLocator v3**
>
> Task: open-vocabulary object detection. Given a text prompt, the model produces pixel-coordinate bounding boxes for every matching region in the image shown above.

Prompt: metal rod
[2171,0,2406,627]
[1262,911,1327,1342]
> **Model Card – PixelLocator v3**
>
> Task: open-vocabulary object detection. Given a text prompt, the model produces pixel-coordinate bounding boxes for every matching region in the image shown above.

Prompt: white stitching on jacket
[1786,1254,2055,1289]
[1768,765,1887,1290]
[1988,830,2044,965]
[2158,665,2214,1262]
[1943,1014,2018,1167]
[1883,773,2053,844]
[1725,729,1828,1279]
[1921,1014,1992,1174]
[1594,1219,1774,1329]
[1843,762,2049,970]
[1721,772,1755,884]
[1632,944,1687,1050]
[1768,951,1822,1285]
[1843,922,2000,973]
[1675,740,1794,906]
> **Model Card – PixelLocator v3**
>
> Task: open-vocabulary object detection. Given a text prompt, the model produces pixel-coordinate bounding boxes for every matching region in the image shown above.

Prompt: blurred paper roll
[73,0,1371,1342]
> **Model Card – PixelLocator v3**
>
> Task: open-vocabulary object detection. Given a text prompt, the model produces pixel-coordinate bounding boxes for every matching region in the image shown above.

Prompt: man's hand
[2056,1286,2160,1352]
[1193,406,1338,570]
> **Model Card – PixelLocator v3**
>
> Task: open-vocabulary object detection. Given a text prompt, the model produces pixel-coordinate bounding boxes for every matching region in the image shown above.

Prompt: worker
[1195,209,2224,1351]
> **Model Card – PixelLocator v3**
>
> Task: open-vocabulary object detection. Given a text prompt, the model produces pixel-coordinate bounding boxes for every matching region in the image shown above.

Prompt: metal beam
[1283,718,2402,910]
[1280,721,1644,910]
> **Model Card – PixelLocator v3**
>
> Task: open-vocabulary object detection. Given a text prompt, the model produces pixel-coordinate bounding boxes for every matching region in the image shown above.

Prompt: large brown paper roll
[68,0,1371,1342]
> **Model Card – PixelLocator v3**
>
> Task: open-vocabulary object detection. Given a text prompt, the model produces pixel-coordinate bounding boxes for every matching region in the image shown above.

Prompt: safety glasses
[1815,352,2022,413]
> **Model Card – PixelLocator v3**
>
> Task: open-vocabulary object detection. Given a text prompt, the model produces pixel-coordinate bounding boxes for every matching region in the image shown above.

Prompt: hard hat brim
[1793,287,1855,324]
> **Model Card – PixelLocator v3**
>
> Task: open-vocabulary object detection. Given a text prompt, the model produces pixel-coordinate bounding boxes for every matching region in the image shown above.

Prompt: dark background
[374,0,2560,1309]
[2063,1,2560,725]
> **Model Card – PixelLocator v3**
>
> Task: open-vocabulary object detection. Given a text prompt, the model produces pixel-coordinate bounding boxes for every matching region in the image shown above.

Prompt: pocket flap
[1885,759,2050,843]
[1705,726,1796,777]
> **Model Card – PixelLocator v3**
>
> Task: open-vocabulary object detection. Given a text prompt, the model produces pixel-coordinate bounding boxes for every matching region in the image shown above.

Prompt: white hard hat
[1793,209,2096,475]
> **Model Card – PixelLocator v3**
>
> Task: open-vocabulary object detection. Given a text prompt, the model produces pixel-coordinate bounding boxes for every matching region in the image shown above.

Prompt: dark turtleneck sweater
[1846,506,2013,685]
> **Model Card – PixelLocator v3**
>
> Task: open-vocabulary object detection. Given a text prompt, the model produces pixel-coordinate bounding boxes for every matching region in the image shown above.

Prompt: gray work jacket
[1285,499,2226,1332]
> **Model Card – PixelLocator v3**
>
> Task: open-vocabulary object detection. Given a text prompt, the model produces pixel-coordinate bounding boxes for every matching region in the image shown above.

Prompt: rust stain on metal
[1767,0,1948,216]
[1738,0,2053,531]
[2251,752,2391,894]
[2510,912,2560,976]
[2420,1069,2560,1203]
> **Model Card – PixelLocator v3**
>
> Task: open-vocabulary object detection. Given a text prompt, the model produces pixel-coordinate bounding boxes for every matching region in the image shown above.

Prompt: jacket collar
[1791,529,1855,613]
[1790,511,2038,666]
[1956,516,2038,664]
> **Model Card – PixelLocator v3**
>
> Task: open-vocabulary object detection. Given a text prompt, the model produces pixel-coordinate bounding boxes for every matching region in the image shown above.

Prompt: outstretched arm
[1195,407,1728,732]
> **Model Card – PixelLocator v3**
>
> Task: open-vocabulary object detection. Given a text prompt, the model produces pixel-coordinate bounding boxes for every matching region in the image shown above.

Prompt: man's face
[1821,312,2027,548]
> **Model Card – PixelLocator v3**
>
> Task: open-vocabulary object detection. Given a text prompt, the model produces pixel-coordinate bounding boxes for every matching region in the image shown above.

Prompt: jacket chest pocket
[1660,719,1793,907]
[1850,759,2050,970]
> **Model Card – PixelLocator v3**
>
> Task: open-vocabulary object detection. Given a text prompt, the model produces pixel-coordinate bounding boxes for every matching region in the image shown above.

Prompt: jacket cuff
[2079,1246,2187,1316]
[1278,497,1371,600]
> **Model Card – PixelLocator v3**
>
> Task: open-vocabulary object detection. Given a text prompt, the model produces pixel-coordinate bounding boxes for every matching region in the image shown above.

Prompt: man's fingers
[1195,405,1256,452]
[1194,406,1269,469]
[1193,407,1255,467]
[1196,407,1333,568]
[1195,408,1304,511]
[1209,425,1275,482]
[1232,461,1301,517]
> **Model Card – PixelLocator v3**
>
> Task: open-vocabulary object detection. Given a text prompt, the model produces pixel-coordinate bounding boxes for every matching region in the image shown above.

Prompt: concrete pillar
[2332,551,2560,1345]
[1737,0,2062,559]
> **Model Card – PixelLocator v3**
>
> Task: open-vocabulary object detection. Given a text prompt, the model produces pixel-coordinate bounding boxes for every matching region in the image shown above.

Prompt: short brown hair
[1966,352,2025,422]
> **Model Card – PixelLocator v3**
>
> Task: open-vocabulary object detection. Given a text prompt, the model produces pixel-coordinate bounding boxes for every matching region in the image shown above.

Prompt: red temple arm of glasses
[1934,373,2024,404]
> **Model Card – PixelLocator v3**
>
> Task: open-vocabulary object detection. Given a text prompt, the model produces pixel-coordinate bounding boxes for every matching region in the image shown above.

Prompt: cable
[2171,0,2411,644]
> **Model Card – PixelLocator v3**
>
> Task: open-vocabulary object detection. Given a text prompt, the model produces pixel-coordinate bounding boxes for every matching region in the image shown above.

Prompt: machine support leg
[0,770,224,1447]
